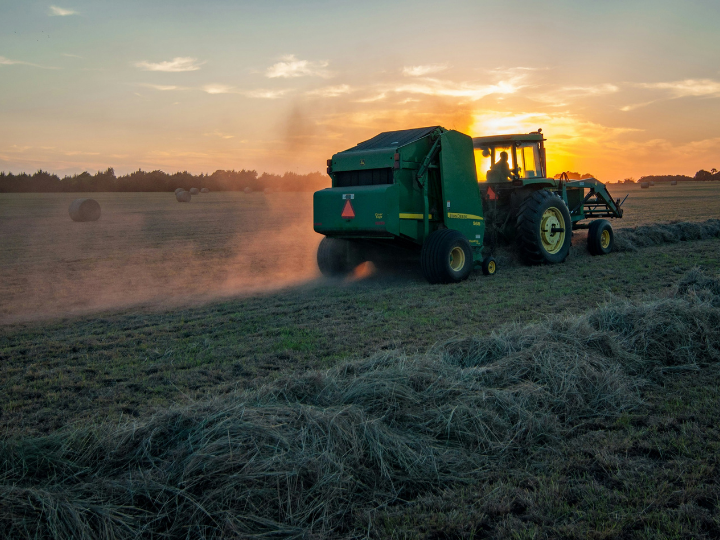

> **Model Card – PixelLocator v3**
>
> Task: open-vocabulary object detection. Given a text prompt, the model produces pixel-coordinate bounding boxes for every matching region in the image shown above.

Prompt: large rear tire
[317,237,360,277]
[587,219,613,255]
[420,229,473,284]
[516,190,572,265]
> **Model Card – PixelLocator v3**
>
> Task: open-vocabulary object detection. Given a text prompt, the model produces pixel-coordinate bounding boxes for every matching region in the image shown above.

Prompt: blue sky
[1,0,719,178]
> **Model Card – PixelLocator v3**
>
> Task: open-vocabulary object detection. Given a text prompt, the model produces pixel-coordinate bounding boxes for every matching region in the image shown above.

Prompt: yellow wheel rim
[488,261,496,274]
[449,246,465,272]
[540,207,566,255]
[600,229,611,249]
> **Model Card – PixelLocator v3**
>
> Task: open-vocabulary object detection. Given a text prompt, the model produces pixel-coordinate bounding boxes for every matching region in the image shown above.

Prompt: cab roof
[472,132,544,148]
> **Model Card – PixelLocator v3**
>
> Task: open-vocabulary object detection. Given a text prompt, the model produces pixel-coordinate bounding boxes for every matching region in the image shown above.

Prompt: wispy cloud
[265,55,332,78]
[636,78,720,98]
[0,56,57,69]
[244,89,289,99]
[139,83,183,91]
[61,52,82,58]
[392,77,523,101]
[135,57,204,72]
[561,84,619,96]
[202,85,290,99]
[307,84,352,97]
[354,92,387,103]
[202,84,235,94]
[49,5,77,16]
[402,64,449,77]
[203,131,234,139]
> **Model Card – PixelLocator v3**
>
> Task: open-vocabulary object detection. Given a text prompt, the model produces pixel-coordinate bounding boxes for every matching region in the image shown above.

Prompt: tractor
[313,126,624,284]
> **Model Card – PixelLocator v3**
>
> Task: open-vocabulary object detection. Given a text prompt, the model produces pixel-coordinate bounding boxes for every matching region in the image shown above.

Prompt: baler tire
[482,256,497,276]
[587,219,613,255]
[420,229,473,284]
[317,237,359,277]
[516,189,572,265]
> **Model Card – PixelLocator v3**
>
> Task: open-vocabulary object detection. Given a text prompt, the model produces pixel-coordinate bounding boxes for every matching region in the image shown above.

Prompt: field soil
[1,182,720,538]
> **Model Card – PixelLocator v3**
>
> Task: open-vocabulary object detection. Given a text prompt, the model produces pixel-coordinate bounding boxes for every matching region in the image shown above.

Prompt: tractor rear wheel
[516,190,572,265]
[587,219,613,255]
[420,229,473,284]
[317,237,360,277]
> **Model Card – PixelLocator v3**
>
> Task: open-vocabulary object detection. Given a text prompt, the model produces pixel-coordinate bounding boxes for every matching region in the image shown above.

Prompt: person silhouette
[489,151,514,182]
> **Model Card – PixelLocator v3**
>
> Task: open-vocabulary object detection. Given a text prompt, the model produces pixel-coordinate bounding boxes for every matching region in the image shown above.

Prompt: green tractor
[313,126,624,284]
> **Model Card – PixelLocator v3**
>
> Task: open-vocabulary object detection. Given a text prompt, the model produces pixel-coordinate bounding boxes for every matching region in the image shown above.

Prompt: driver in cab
[488,151,515,182]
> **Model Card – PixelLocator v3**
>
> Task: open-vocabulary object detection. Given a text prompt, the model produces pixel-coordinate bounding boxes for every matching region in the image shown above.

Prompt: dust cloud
[0,192,323,324]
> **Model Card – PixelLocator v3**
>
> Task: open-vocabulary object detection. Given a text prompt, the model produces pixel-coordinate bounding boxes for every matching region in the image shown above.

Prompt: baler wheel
[482,256,497,276]
[420,229,473,284]
[587,219,614,255]
[516,189,572,265]
[317,237,360,277]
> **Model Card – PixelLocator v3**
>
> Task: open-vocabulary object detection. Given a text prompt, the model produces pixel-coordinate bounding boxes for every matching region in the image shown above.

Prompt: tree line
[555,169,720,183]
[0,168,330,193]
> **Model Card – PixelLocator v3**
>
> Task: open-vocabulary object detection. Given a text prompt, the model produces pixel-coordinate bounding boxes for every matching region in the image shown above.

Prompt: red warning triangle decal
[487,186,497,200]
[341,199,355,219]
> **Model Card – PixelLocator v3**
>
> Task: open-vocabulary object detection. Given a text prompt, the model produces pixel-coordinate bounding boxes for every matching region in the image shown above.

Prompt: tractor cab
[472,131,546,182]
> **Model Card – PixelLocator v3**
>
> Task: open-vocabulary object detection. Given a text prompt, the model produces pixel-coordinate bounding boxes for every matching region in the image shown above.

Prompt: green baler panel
[313,184,400,237]
[439,130,485,247]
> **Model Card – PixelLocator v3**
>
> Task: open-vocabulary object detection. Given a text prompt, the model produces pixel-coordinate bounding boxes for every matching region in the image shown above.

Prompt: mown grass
[2,268,720,538]
[2,235,720,437]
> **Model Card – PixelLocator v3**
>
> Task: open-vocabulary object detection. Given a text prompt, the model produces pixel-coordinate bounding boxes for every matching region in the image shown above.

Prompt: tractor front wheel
[587,219,614,255]
[516,190,572,265]
[317,237,360,277]
[420,229,473,284]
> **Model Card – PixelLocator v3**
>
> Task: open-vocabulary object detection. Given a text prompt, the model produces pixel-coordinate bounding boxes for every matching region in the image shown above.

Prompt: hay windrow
[2,270,720,538]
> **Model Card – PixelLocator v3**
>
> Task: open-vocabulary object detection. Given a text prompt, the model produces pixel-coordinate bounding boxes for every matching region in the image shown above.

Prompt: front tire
[587,219,613,255]
[420,229,473,284]
[317,237,360,277]
[516,190,572,265]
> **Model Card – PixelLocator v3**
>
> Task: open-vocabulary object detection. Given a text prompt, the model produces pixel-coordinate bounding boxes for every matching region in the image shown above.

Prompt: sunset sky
[1,0,719,180]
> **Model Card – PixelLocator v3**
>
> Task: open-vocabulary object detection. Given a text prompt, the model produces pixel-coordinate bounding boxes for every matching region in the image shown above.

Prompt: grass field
[2,182,720,538]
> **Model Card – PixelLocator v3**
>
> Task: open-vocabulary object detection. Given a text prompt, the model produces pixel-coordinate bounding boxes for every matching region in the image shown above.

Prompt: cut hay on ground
[613,219,720,252]
[68,198,101,222]
[175,190,191,203]
[2,270,719,539]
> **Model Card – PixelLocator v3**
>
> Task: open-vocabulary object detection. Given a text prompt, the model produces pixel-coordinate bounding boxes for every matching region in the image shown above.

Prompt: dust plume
[0,192,322,324]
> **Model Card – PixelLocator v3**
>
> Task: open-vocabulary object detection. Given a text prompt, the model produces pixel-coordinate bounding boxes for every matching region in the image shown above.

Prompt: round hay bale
[189,188,199,195]
[244,187,253,193]
[174,188,185,195]
[68,198,101,222]
[175,190,191,203]
[640,182,650,189]
[650,181,655,186]
[200,188,209,193]
[671,180,678,185]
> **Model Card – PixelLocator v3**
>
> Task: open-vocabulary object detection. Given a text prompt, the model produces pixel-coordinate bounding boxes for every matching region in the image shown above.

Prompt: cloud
[636,78,720,98]
[140,83,183,91]
[307,84,352,97]
[0,56,57,69]
[135,57,203,72]
[49,5,77,16]
[402,64,449,77]
[202,85,290,99]
[203,84,235,94]
[244,89,289,99]
[203,131,234,139]
[561,84,619,96]
[354,92,387,103]
[392,77,523,101]
[265,55,332,79]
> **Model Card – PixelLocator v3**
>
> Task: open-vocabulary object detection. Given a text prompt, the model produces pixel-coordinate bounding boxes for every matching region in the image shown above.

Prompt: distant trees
[0,168,330,193]
[695,169,720,182]
[637,174,694,184]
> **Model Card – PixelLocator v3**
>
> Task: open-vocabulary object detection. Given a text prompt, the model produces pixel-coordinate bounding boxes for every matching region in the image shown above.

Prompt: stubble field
[2,182,720,538]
